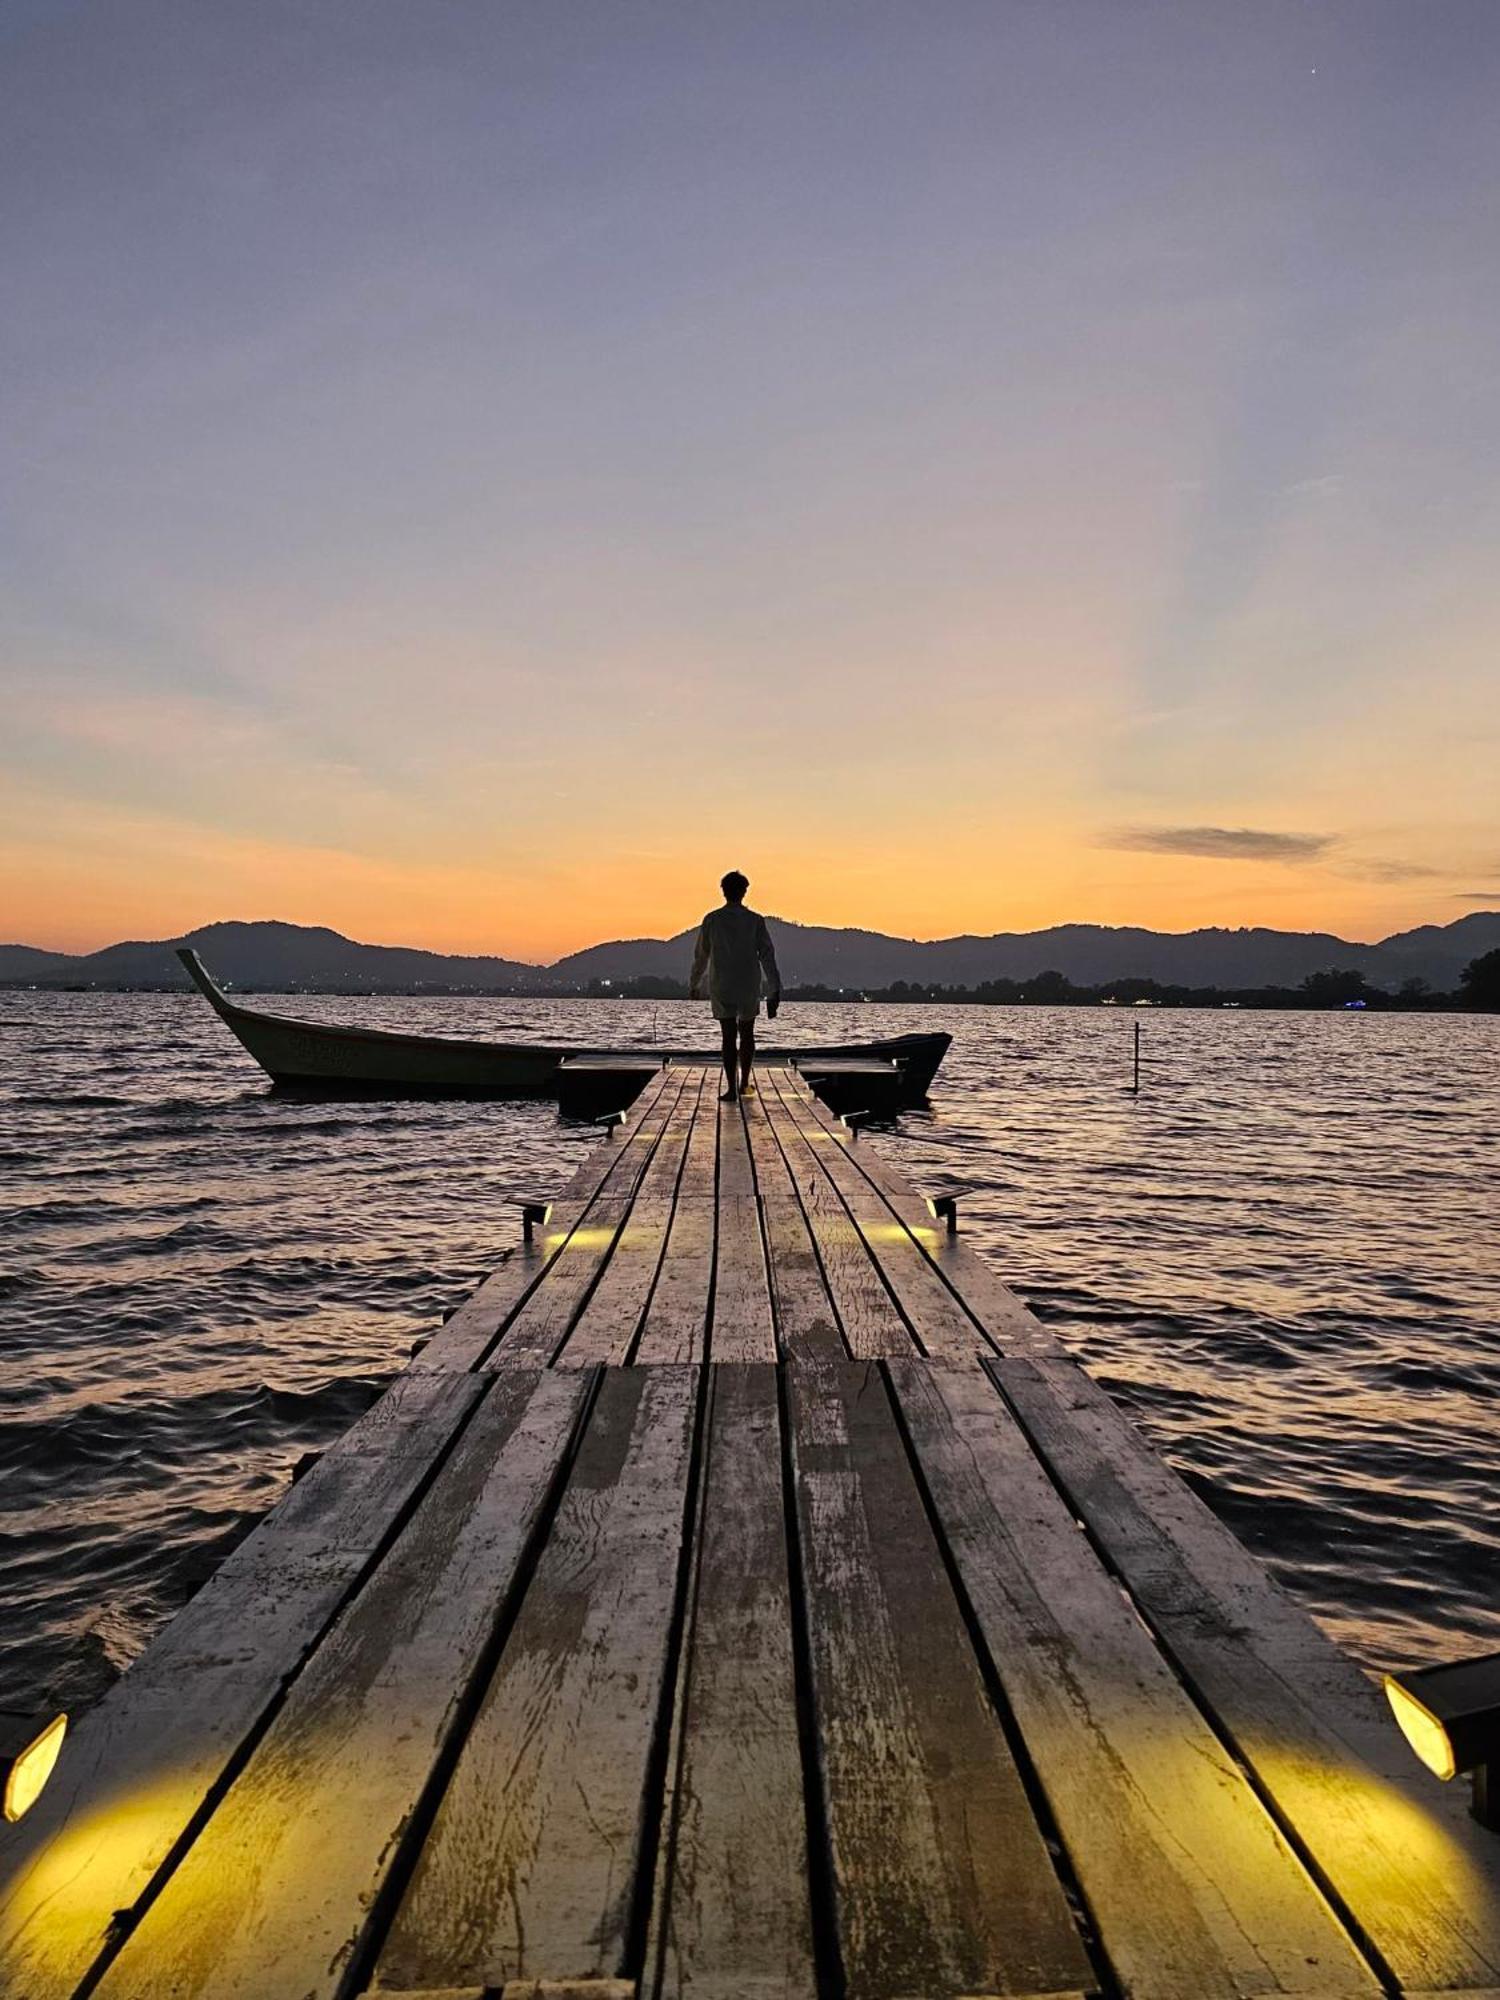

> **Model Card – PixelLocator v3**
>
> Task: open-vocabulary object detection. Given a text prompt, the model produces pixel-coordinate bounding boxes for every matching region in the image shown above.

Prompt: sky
[3,0,1498,961]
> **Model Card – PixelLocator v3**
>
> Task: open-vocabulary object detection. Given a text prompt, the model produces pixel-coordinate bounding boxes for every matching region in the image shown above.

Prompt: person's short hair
[721,870,749,902]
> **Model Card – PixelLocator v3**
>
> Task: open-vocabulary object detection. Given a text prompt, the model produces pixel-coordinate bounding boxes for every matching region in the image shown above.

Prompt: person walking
[689,871,782,1101]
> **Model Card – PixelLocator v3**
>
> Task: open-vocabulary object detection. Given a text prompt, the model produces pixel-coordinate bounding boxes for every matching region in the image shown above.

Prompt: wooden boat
[177,949,950,1101]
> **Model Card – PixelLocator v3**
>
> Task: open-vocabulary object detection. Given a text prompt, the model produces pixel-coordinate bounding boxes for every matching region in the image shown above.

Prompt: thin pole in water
[1129,1018,1141,1094]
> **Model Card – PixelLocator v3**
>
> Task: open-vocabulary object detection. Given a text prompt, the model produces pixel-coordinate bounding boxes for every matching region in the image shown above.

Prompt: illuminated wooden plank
[891,1356,1380,1997]
[635,1080,718,1363]
[0,1370,484,2000]
[375,1367,699,1993]
[562,1070,705,1367]
[986,1348,1500,1995]
[785,1358,1093,2000]
[753,1081,911,1358]
[764,1068,985,1361]
[742,1091,846,1360]
[771,1070,1056,1358]
[84,1368,592,2000]
[418,1068,683,1369]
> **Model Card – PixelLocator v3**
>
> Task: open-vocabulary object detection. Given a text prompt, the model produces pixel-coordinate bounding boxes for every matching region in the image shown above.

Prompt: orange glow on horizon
[2,811,1491,964]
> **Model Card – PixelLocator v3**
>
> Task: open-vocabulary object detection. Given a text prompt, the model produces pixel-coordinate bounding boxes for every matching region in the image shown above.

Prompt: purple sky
[4,2,1498,954]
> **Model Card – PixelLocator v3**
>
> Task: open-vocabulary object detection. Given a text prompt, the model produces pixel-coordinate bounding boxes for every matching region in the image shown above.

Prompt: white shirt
[690,904,781,1021]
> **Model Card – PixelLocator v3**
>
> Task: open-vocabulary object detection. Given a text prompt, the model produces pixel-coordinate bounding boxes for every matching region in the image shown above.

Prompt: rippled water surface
[2,991,1495,1714]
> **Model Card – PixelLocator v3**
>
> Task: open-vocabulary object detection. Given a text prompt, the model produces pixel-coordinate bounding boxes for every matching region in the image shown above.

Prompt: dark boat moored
[177,948,950,1102]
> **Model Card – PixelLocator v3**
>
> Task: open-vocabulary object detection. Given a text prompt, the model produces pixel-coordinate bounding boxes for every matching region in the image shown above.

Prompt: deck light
[1,1710,67,1822]
[1384,1650,1500,1829]
[517,1199,553,1243]
[594,1111,626,1136]
[841,1110,874,1140]
[918,1177,972,1235]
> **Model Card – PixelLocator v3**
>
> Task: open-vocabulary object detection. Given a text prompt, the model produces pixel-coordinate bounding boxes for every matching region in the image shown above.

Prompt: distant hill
[2,911,1497,994]
[0,920,540,993]
[554,911,1500,994]
[0,944,73,980]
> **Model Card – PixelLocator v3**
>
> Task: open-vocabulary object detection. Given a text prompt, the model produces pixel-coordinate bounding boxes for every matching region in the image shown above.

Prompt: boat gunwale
[177,949,950,1084]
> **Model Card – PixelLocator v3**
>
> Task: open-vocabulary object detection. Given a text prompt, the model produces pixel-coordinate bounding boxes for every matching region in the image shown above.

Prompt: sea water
[1,990,1496,1714]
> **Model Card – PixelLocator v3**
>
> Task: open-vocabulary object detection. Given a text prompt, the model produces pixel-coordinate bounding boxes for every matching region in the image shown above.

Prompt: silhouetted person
[689,871,782,1101]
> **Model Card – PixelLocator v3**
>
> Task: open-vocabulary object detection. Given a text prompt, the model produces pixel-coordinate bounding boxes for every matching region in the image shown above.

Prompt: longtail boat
[177,949,950,1101]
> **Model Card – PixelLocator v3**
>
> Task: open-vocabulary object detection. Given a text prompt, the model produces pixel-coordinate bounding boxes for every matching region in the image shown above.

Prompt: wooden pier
[3,1063,1498,2000]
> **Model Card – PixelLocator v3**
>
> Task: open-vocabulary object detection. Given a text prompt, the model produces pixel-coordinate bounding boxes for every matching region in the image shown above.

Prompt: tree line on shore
[592,949,1500,1011]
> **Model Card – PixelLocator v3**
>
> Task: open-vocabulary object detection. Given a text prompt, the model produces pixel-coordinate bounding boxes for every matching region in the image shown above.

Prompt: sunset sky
[4,1,1498,961]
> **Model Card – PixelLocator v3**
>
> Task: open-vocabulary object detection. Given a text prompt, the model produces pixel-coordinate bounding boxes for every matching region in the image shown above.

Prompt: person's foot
[739,1078,755,1094]
[719,1088,738,1102]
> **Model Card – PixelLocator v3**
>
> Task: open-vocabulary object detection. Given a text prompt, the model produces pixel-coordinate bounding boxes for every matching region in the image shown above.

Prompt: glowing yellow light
[560,1226,618,1251]
[1384,1677,1456,1781]
[2,1712,67,1821]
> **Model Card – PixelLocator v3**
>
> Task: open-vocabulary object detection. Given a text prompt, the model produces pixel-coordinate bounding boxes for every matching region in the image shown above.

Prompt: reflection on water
[0,991,1496,1712]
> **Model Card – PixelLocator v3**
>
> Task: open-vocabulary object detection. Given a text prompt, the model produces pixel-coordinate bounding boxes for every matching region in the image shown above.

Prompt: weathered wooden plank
[765,1069,985,1362]
[84,1369,593,2000]
[743,1093,846,1361]
[755,1082,915,1358]
[415,1234,579,1371]
[634,1077,718,1364]
[0,1371,484,2000]
[489,1197,632,1365]
[561,1074,703,1367]
[774,1074,1057,1358]
[716,1095,758,1202]
[889,1357,1380,2000]
[646,1366,815,2000]
[417,1070,686,1370]
[786,1359,1094,2000]
[709,1197,777,1363]
[986,1349,1500,1995]
[375,1366,701,1993]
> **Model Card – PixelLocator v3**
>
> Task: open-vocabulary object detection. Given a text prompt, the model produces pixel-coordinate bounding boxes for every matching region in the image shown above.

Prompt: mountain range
[2,911,1497,994]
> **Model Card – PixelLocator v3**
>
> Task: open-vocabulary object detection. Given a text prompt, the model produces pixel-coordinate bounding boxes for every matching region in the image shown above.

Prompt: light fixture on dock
[593,1111,626,1137]
[841,1110,874,1141]
[1383,1649,1500,1829]
[921,1179,970,1235]
[1,1710,67,1822]
[516,1198,553,1243]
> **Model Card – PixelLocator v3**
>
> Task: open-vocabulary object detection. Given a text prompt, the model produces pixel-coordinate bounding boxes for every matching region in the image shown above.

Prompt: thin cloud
[1451,890,1500,902]
[1341,859,1446,883]
[1101,825,1334,863]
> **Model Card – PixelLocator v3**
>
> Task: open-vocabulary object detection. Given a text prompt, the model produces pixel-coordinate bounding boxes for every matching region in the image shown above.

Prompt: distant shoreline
[3,978,1489,1012]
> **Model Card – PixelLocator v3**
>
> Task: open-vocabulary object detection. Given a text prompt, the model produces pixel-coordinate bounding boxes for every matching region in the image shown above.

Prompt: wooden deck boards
[4,1061,1496,2000]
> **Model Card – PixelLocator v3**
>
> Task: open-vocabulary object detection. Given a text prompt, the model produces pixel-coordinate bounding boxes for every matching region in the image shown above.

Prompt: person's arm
[689,919,710,1000]
[756,917,782,1016]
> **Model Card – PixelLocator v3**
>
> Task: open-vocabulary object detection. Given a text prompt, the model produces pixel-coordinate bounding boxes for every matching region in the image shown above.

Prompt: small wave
[19,1091,135,1108]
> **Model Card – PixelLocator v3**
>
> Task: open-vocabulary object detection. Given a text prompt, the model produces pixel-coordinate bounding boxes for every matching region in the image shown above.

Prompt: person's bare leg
[719,1019,738,1100]
[738,1019,755,1093]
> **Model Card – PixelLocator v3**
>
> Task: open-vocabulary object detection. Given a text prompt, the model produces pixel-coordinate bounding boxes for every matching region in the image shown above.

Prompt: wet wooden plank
[562,1073,703,1368]
[85,1370,593,2000]
[635,1080,718,1364]
[0,1370,484,2000]
[646,1366,815,2000]
[765,1070,984,1362]
[889,1357,1380,2000]
[985,1349,1500,1996]
[785,1358,1093,2000]
[743,1092,846,1361]
[376,1366,701,1994]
